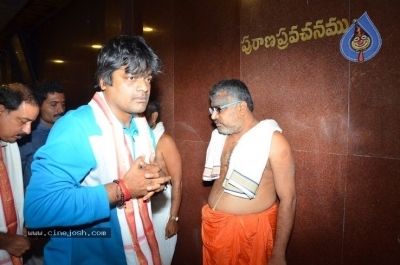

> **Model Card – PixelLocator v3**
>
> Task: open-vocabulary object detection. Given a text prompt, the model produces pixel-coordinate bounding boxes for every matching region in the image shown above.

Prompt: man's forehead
[16,101,39,118]
[122,65,152,76]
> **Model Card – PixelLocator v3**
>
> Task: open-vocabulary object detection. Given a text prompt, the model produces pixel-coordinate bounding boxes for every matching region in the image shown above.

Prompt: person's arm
[157,133,182,239]
[268,131,296,265]
[24,115,110,229]
[0,232,30,257]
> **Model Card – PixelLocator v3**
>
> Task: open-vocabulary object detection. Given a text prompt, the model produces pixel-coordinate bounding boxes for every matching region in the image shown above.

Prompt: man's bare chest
[221,139,238,169]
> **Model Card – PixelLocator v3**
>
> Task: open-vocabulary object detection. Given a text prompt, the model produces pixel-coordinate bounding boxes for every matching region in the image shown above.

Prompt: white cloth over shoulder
[202,119,282,199]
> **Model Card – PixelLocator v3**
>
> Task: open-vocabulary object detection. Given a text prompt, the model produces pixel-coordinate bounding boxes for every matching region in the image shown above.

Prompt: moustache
[53,113,65,118]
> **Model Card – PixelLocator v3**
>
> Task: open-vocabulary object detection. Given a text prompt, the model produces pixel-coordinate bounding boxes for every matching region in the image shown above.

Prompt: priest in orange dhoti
[202,79,296,265]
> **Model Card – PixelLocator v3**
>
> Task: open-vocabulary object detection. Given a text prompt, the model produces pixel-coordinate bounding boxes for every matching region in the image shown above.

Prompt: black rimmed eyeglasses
[209,100,241,115]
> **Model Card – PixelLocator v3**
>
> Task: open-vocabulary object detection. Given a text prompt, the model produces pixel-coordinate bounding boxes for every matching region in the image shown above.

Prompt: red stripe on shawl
[0,149,22,265]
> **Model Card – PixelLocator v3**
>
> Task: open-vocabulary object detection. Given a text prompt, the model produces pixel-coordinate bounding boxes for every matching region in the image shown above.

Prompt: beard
[215,120,243,135]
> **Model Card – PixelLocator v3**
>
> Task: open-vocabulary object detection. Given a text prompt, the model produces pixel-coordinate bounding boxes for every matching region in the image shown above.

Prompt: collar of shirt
[37,121,51,132]
[121,118,139,136]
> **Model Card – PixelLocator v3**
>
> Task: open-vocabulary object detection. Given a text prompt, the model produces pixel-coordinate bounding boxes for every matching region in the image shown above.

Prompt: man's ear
[238,101,247,115]
[0,104,5,113]
[99,79,107,91]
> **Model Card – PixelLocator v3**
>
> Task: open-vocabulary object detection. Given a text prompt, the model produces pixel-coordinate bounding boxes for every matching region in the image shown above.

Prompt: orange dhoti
[202,203,277,265]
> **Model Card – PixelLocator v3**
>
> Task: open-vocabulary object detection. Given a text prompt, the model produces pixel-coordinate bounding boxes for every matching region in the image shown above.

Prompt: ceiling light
[143,27,153,32]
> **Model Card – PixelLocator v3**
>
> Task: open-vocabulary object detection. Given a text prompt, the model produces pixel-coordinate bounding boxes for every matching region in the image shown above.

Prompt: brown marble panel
[348,0,400,158]
[287,151,346,265]
[172,140,210,265]
[343,155,400,264]
[240,0,350,154]
[143,0,175,136]
[173,0,241,142]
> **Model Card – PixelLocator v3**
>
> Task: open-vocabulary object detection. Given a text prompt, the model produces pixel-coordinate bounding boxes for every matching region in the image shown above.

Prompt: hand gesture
[122,154,171,200]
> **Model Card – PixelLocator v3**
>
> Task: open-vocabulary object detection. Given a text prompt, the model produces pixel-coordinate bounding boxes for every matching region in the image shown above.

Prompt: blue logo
[340,12,382,62]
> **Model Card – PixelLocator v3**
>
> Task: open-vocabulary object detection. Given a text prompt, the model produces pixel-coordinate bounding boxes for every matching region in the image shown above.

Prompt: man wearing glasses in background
[202,79,296,265]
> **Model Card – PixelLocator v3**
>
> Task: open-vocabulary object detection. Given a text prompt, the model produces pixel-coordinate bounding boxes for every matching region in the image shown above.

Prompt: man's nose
[136,78,150,92]
[56,103,65,113]
[22,123,32,135]
[210,111,218,120]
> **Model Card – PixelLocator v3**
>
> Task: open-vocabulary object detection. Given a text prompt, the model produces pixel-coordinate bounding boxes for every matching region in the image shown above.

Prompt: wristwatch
[170,215,179,221]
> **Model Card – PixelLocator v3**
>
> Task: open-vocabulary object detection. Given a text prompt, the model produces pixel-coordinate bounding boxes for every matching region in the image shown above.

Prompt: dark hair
[145,98,161,123]
[0,83,38,111]
[209,79,254,111]
[94,35,162,91]
[34,81,64,106]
